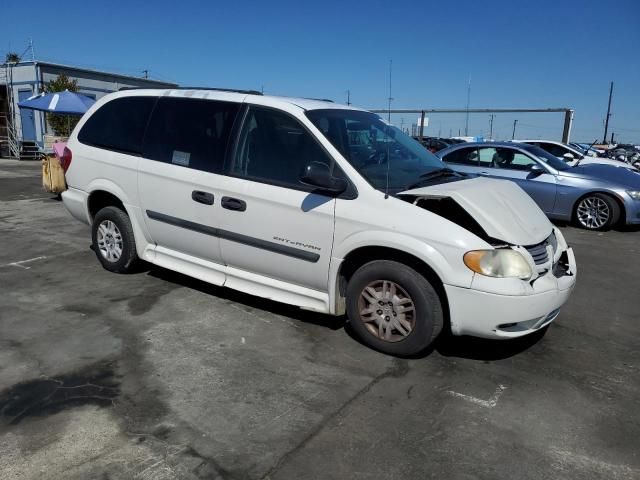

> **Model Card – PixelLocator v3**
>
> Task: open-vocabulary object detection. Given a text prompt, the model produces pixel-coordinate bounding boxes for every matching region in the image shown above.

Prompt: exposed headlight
[627,190,640,200]
[464,249,532,280]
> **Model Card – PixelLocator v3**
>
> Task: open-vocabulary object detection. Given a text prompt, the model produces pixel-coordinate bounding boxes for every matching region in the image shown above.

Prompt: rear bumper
[445,248,577,339]
[61,187,90,225]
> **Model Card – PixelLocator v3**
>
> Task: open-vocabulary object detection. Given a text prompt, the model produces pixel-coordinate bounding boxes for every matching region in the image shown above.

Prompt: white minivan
[61,88,577,355]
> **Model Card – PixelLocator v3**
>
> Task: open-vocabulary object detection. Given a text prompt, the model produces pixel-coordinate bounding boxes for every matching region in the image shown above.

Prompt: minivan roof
[110,88,366,112]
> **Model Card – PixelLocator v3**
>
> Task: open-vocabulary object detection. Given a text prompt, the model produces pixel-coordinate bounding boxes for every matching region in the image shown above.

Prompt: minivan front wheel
[346,260,443,356]
[91,206,139,273]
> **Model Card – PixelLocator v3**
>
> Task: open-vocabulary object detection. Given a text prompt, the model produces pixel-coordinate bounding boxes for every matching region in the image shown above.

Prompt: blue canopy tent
[18,89,96,115]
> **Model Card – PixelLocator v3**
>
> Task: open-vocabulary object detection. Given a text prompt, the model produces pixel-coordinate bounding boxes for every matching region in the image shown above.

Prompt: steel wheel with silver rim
[96,219,123,262]
[358,280,416,342]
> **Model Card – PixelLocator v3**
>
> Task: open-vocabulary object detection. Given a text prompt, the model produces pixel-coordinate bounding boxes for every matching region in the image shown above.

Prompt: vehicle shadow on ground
[146,266,346,331]
[552,219,640,233]
[434,327,548,361]
[143,264,547,361]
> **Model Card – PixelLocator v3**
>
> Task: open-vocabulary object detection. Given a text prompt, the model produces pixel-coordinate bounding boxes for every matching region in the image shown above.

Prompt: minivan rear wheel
[346,260,443,356]
[92,206,139,273]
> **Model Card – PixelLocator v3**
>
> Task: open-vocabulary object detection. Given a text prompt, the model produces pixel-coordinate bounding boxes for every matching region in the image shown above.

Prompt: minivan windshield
[306,109,447,192]
[521,144,572,171]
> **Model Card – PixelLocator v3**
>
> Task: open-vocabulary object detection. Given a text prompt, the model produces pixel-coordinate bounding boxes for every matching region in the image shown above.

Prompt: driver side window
[230,106,333,188]
[493,148,537,171]
[542,143,568,157]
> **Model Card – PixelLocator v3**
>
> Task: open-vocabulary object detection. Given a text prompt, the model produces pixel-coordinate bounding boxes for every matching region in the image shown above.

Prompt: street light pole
[464,76,471,136]
[512,119,518,139]
[489,114,494,140]
[603,81,614,144]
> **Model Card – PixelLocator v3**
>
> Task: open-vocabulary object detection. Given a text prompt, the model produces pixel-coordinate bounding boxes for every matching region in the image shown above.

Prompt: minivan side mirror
[300,161,348,196]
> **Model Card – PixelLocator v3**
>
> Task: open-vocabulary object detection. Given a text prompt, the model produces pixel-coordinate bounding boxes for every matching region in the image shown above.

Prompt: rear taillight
[60,147,72,172]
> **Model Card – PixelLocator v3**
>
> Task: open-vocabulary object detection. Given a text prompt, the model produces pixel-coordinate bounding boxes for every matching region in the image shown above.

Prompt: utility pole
[464,76,471,136]
[387,60,393,122]
[142,70,148,79]
[512,119,518,139]
[449,128,452,137]
[346,89,351,105]
[489,114,494,139]
[603,81,614,144]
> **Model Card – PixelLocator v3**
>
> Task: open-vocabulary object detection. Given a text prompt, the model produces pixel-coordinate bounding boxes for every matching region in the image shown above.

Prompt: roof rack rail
[303,97,334,102]
[118,86,263,95]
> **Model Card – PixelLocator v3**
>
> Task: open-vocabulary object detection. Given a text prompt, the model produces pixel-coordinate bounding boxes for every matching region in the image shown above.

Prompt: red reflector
[60,147,72,172]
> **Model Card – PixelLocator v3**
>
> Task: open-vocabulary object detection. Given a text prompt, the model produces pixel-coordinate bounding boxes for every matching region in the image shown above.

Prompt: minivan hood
[399,177,551,245]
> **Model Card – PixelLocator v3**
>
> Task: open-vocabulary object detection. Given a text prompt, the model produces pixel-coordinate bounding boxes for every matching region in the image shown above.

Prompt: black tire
[346,260,443,356]
[91,206,139,273]
[573,193,620,231]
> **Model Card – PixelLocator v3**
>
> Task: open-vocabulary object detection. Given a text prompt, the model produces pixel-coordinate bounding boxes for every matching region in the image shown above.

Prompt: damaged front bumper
[445,239,577,339]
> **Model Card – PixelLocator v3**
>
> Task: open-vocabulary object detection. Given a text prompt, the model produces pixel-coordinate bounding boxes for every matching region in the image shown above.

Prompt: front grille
[526,242,549,265]
[525,232,556,266]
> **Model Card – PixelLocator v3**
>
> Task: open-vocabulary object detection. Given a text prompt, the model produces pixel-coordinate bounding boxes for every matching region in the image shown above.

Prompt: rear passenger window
[443,147,478,166]
[78,96,156,154]
[229,106,333,187]
[142,97,240,173]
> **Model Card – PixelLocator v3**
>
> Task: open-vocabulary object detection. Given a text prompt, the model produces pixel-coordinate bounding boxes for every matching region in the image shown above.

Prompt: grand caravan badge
[272,236,321,251]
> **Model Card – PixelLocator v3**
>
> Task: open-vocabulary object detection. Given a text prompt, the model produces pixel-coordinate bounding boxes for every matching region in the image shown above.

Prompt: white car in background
[517,140,637,171]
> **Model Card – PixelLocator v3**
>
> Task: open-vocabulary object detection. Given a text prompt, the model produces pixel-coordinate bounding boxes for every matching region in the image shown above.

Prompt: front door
[219,105,336,293]
[18,90,36,141]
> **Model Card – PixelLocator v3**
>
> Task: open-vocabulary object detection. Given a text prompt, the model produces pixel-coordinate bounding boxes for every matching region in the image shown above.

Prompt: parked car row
[605,144,640,168]
[61,90,577,356]
[515,140,638,171]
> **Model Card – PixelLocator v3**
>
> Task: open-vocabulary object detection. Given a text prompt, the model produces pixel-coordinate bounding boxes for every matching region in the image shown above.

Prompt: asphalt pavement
[1,159,639,480]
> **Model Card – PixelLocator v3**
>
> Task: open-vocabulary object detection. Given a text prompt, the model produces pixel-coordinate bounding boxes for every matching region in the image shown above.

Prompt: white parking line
[446,384,507,408]
[5,256,48,269]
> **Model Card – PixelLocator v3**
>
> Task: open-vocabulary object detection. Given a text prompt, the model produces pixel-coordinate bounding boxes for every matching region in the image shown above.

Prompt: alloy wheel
[357,280,416,342]
[97,220,123,262]
[576,196,610,229]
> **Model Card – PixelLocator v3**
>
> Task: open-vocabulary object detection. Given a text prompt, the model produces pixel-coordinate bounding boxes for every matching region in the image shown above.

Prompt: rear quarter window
[78,96,156,155]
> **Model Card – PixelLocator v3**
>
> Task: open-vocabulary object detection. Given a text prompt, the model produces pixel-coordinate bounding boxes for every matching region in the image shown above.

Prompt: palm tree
[4,52,20,64]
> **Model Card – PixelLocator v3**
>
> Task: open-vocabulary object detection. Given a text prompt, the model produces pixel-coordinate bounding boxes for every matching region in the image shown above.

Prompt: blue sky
[3,0,639,142]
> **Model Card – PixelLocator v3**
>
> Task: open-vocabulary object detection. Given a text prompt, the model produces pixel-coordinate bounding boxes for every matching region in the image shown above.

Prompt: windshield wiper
[406,168,463,190]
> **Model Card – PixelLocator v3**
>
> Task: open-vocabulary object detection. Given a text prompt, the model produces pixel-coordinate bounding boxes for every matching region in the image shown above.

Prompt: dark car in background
[437,142,640,230]
[413,136,464,153]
